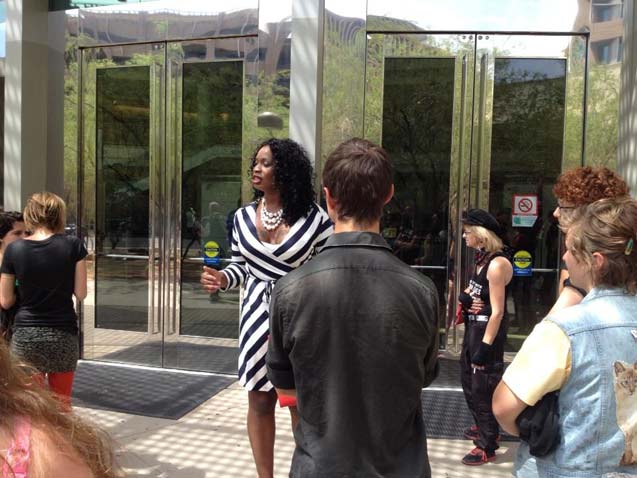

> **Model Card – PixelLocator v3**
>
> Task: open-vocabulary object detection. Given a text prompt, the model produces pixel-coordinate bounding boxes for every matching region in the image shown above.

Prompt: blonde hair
[23,192,66,233]
[0,342,121,477]
[465,225,503,252]
[568,197,637,294]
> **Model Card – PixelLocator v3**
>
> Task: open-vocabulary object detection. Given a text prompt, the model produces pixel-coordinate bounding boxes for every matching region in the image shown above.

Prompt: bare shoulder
[488,255,513,279]
[31,426,94,478]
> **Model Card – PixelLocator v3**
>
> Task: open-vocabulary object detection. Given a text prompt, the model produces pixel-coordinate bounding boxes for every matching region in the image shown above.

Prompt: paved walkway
[77,380,518,478]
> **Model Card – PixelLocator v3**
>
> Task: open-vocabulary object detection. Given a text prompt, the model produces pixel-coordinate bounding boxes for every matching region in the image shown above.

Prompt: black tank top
[467,252,510,317]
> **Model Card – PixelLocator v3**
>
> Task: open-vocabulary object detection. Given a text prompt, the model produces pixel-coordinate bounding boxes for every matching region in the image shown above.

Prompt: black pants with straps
[460,318,507,453]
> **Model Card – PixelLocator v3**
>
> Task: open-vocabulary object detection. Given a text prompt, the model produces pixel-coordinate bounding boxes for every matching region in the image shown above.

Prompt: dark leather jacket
[267,231,439,478]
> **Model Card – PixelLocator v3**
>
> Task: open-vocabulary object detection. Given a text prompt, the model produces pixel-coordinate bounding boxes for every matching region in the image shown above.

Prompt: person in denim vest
[493,196,637,477]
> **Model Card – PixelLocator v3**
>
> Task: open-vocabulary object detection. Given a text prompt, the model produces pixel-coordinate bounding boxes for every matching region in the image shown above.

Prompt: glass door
[80,38,257,372]
[81,43,165,366]
[363,33,586,350]
[365,34,475,348]
[163,37,258,372]
[472,34,586,348]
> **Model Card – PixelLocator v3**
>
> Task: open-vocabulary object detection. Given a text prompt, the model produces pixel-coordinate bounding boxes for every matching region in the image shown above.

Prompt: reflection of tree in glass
[181,61,243,259]
[381,57,454,245]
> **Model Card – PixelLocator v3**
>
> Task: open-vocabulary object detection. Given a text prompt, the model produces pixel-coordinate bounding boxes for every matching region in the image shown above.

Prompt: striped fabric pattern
[221,202,332,391]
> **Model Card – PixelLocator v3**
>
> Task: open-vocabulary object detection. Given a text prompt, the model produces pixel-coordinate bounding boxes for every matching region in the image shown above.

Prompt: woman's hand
[471,341,493,370]
[201,266,228,292]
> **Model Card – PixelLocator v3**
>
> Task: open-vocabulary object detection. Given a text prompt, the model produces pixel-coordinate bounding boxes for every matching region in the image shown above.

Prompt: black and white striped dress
[221,202,332,391]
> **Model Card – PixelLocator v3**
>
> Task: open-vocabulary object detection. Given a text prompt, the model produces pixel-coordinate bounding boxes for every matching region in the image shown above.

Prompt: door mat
[422,357,517,441]
[429,357,461,389]
[101,342,239,375]
[72,361,234,419]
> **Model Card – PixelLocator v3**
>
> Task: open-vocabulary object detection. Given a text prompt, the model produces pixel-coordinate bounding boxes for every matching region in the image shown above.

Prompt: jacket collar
[583,286,633,303]
[318,231,392,252]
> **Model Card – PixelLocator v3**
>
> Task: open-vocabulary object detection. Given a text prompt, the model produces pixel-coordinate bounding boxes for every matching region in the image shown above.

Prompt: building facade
[1,0,636,372]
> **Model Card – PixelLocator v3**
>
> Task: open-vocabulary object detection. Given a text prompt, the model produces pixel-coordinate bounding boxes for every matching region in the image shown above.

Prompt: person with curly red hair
[551,166,629,313]
[495,167,630,478]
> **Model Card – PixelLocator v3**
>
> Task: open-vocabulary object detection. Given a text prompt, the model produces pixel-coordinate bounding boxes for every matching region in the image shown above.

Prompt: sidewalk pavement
[76,380,518,478]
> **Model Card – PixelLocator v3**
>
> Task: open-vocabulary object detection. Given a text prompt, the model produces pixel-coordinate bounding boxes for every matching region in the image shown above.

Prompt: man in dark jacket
[266,138,439,478]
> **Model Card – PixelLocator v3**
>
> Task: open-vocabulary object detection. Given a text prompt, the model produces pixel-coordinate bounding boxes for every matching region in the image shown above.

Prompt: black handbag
[515,391,560,457]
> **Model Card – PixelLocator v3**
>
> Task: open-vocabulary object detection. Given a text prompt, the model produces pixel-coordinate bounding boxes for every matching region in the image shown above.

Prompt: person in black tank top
[458,209,513,466]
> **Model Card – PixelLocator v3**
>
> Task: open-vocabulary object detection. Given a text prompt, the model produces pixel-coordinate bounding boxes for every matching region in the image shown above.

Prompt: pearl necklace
[260,199,283,231]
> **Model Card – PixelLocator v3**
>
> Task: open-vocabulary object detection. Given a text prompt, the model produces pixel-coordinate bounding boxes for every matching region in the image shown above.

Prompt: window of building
[593,37,622,64]
[591,0,624,23]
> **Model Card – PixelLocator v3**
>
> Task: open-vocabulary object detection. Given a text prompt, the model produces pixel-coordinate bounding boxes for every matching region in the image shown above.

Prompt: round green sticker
[203,241,220,258]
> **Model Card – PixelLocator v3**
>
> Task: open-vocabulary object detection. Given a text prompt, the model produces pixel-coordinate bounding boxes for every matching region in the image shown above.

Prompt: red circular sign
[518,198,533,213]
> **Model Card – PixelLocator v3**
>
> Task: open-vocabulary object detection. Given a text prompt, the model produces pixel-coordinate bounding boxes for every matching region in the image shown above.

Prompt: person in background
[0,212,26,262]
[0,340,121,478]
[200,139,332,478]
[550,166,628,314]
[0,192,87,408]
[0,212,26,341]
[458,209,513,466]
[493,196,637,477]
[267,138,439,477]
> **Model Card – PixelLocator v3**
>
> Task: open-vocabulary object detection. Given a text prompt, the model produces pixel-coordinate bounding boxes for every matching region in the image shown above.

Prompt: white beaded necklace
[260,198,284,231]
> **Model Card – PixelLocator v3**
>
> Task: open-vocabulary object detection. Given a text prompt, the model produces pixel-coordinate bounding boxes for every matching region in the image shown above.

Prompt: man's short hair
[322,138,392,224]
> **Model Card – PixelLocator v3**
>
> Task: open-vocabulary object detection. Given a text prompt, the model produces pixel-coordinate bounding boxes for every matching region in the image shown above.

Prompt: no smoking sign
[513,194,538,216]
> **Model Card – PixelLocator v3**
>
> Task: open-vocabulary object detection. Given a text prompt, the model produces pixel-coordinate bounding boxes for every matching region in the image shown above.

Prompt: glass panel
[488,58,566,349]
[180,61,243,339]
[380,57,454,341]
[0,77,4,207]
[95,66,150,332]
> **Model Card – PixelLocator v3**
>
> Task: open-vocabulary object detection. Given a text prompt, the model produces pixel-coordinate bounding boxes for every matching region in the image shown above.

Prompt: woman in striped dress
[201,138,332,478]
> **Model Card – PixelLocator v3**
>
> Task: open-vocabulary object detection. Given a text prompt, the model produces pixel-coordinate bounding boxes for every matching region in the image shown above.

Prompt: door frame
[80,42,166,365]
[79,37,258,370]
[162,37,258,370]
[363,32,587,348]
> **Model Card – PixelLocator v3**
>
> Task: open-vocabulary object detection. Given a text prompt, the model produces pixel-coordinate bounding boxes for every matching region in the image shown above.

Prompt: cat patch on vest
[613,360,637,466]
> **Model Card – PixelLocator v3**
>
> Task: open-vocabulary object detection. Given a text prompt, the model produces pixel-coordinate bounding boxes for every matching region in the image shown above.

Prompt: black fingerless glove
[458,291,473,310]
[471,342,493,366]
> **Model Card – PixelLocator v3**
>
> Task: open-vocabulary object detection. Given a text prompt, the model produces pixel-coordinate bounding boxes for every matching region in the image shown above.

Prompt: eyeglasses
[558,204,575,211]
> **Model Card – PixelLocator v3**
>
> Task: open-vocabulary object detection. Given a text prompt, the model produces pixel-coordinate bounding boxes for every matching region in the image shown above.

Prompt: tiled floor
[77,380,517,478]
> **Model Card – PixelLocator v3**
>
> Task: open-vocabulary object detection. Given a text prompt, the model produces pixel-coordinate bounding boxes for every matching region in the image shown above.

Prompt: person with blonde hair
[0,192,87,407]
[0,340,121,477]
[494,196,637,477]
[458,209,513,466]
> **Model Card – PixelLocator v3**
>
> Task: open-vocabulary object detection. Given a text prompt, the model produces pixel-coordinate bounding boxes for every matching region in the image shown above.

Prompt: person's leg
[460,322,478,424]
[289,405,299,431]
[247,389,278,478]
[47,371,75,410]
[468,323,505,460]
[472,368,501,453]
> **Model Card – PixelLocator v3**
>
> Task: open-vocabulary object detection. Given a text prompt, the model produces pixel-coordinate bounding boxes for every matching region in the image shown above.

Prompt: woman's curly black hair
[251,138,316,225]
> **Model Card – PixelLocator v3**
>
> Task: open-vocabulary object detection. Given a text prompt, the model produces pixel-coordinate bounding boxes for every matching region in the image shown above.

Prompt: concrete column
[289,0,324,166]
[619,0,637,194]
[47,11,67,198]
[4,0,49,211]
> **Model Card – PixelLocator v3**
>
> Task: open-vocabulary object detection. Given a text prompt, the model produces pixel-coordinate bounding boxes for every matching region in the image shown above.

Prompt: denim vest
[533,287,637,477]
